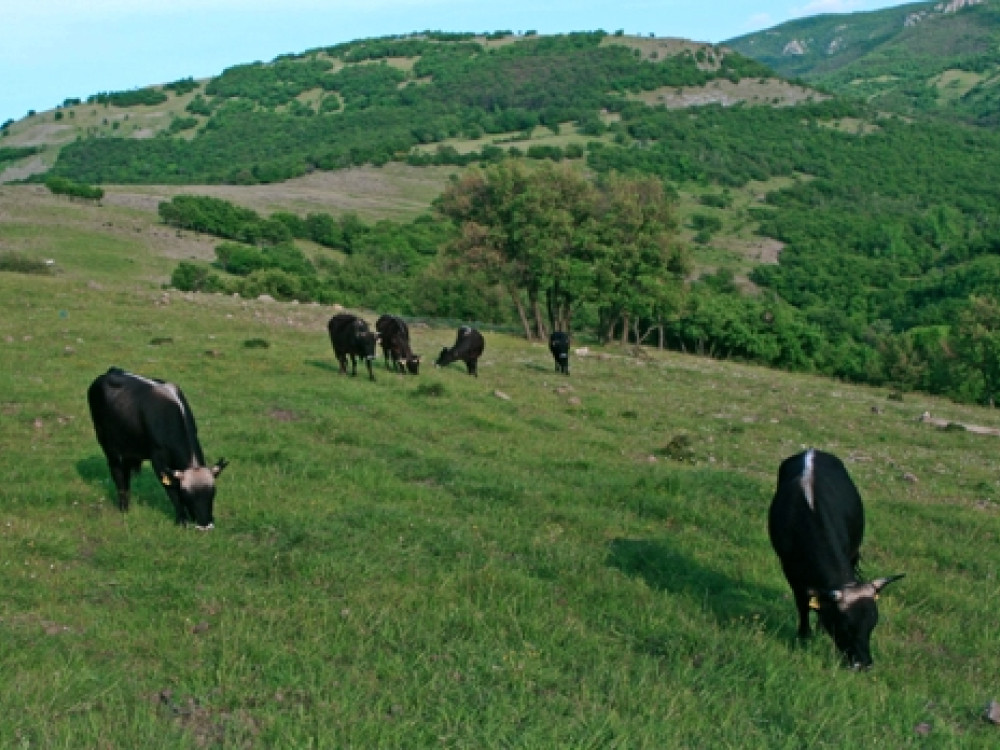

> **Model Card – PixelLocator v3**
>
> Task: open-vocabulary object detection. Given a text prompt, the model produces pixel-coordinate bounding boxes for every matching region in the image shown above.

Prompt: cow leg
[164,487,188,525]
[336,354,348,375]
[793,588,813,639]
[108,458,133,511]
[366,358,375,382]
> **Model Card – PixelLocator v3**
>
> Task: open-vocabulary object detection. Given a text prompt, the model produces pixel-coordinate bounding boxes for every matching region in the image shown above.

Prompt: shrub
[0,253,53,275]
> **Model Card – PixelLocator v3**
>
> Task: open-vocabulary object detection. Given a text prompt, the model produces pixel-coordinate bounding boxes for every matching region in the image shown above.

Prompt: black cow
[376,314,420,374]
[327,313,379,381]
[549,331,570,375]
[87,367,227,530]
[435,326,485,377]
[768,449,904,669]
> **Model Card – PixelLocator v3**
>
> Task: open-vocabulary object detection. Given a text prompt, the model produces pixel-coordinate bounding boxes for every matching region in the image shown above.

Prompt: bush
[239,269,305,301]
[170,261,225,292]
[0,253,53,275]
[45,176,104,202]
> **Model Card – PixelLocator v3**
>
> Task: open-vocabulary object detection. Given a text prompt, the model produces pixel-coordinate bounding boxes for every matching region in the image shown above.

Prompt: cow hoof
[194,523,215,531]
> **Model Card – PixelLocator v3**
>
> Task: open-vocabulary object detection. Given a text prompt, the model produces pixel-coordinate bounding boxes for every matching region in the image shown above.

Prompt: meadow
[2,185,1000,747]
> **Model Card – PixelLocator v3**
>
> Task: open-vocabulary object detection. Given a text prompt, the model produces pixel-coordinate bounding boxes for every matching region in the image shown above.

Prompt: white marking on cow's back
[157,383,187,418]
[801,448,816,511]
[123,370,187,418]
[123,370,160,389]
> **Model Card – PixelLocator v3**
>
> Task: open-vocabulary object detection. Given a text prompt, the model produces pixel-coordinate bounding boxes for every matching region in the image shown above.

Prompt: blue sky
[1,0,910,125]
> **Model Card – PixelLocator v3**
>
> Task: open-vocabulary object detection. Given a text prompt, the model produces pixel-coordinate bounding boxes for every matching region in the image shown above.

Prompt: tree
[952,296,1000,406]
[436,161,595,340]
[437,162,683,342]
[586,173,680,343]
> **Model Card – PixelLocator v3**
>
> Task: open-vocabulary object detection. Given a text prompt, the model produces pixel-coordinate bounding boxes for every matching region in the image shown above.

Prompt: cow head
[809,574,904,669]
[364,332,379,361]
[435,347,450,367]
[162,458,227,530]
[405,355,421,375]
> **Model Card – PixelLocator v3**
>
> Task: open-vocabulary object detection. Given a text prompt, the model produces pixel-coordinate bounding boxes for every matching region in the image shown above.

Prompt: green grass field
[2,186,1000,747]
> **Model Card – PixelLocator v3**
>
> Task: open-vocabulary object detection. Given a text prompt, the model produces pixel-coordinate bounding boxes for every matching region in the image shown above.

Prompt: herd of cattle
[326,312,538,380]
[85,314,903,670]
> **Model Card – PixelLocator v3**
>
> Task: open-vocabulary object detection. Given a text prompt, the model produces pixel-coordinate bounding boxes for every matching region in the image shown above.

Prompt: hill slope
[2,182,1000,747]
[1,32,791,185]
[726,0,1000,124]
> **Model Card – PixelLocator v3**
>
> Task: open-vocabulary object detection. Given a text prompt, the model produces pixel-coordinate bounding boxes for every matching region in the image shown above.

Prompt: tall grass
[1,191,999,747]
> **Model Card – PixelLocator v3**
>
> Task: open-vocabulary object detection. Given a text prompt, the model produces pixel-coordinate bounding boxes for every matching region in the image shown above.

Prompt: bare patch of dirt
[635,78,827,109]
[0,156,49,183]
[740,237,784,264]
[101,164,454,221]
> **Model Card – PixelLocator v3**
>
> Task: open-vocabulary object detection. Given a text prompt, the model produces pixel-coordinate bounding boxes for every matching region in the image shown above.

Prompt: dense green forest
[22,23,1000,406]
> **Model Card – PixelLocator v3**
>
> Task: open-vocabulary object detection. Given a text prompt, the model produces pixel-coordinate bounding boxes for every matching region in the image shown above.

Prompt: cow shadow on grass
[607,537,791,637]
[305,358,340,373]
[77,455,176,520]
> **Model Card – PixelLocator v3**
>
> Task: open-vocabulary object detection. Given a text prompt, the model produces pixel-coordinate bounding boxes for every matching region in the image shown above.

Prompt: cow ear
[810,588,843,604]
[806,587,837,609]
[212,458,229,477]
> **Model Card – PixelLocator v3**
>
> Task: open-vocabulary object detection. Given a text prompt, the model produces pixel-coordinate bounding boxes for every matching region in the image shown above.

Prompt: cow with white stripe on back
[87,367,227,530]
[768,449,903,669]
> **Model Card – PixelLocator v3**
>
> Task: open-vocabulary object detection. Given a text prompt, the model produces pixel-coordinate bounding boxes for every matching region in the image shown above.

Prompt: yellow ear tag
[808,596,820,611]
[161,474,172,486]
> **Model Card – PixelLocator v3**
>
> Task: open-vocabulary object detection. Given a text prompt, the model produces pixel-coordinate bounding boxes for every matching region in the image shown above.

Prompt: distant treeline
[161,195,501,322]
[0,145,42,165]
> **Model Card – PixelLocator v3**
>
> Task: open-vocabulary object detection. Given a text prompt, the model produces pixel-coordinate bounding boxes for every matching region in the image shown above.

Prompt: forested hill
[2,32,782,185]
[726,0,1000,126]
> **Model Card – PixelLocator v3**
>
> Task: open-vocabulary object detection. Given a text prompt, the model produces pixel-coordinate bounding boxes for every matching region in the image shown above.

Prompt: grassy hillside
[727,0,1000,125]
[2,183,1000,745]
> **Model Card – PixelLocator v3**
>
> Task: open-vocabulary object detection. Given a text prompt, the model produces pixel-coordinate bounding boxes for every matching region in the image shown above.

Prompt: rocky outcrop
[936,0,984,13]
[782,40,807,56]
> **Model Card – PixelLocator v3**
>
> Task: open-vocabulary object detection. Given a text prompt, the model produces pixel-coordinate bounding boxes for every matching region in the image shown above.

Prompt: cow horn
[872,573,905,593]
[212,458,229,477]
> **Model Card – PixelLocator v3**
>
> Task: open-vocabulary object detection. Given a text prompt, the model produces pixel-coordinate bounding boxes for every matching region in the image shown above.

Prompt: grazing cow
[376,314,420,374]
[327,313,379,381]
[549,331,570,375]
[87,367,227,530]
[435,326,485,377]
[768,449,904,669]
